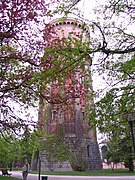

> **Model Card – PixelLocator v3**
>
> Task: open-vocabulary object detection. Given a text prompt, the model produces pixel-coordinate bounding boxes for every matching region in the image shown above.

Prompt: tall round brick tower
[38,18,102,171]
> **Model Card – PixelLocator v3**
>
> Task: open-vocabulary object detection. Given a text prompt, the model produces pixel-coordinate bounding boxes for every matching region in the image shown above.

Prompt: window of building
[82,111,85,118]
[52,110,57,121]
[87,145,90,157]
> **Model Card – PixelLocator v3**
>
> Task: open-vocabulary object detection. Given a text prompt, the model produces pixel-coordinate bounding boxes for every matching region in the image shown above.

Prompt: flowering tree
[0,0,60,135]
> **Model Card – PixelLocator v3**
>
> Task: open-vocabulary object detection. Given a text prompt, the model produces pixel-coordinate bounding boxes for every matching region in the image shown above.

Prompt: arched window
[101,146,108,162]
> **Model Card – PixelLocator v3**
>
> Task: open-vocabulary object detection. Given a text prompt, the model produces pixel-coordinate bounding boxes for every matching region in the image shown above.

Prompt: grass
[0,176,20,180]
[31,169,135,176]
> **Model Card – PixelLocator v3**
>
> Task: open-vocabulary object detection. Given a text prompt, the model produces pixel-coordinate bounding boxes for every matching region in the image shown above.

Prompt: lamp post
[37,148,41,180]
[126,112,135,157]
[38,155,41,180]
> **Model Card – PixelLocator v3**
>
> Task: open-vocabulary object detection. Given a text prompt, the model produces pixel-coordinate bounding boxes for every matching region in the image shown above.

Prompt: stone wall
[38,138,102,171]
[86,140,103,171]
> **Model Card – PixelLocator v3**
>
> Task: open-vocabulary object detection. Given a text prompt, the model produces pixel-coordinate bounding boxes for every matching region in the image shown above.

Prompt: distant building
[37,18,102,171]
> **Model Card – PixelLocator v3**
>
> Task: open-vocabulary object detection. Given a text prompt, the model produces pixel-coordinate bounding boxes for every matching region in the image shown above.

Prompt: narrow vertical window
[87,145,90,157]
[52,110,57,121]
[82,111,84,118]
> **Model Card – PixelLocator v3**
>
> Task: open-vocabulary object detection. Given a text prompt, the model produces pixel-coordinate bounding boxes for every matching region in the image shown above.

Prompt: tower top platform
[48,18,90,34]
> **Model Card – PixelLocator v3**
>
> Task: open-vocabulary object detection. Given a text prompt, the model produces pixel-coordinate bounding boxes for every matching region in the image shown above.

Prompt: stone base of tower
[86,140,103,171]
[40,150,72,172]
[35,138,102,172]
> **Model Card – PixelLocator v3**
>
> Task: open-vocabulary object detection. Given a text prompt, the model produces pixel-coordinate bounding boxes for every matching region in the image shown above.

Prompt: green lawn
[0,176,20,180]
[32,169,135,176]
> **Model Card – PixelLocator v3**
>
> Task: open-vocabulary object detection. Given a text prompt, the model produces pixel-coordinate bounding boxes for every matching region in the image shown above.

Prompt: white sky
[76,0,107,95]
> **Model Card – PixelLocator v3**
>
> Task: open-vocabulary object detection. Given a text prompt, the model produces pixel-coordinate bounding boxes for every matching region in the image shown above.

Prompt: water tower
[38,18,102,171]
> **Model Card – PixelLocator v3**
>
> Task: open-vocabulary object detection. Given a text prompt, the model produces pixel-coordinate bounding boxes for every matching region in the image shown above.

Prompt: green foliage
[0,134,20,167]
[41,134,69,163]
[94,55,135,171]
[95,55,135,135]
[104,135,134,171]
[95,82,134,168]
[69,155,88,171]
[121,55,135,75]
[0,129,44,168]
[42,38,89,81]
[0,176,19,180]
